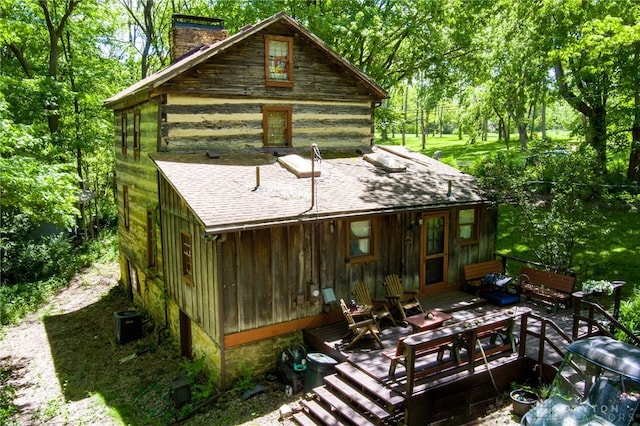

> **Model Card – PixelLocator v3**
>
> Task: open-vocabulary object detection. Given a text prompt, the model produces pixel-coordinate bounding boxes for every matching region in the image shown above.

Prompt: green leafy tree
[539,0,640,176]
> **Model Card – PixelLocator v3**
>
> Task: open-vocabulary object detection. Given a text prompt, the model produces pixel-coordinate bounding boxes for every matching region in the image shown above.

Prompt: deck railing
[518,311,573,367]
[572,295,640,345]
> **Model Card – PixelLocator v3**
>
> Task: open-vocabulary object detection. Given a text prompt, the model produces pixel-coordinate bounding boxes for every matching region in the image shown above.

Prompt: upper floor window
[133,110,141,160]
[347,219,375,262]
[458,207,478,245]
[263,106,292,147]
[180,232,193,285]
[121,113,127,154]
[265,35,293,87]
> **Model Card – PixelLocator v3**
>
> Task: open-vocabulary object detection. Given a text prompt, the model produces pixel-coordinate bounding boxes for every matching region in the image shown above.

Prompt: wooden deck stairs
[292,362,404,425]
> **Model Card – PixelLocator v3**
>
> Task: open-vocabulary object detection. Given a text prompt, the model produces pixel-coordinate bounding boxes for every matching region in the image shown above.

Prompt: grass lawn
[377,131,638,295]
[375,130,573,168]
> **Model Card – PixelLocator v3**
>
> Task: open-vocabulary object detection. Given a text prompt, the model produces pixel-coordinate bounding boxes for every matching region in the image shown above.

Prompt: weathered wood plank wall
[159,23,376,152]
[159,177,222,346]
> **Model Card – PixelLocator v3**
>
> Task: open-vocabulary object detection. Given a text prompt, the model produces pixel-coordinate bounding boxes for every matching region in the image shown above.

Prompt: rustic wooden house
[104,12,496,387]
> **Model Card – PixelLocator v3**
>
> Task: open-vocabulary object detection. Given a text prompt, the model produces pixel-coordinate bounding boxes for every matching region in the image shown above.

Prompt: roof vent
[363,151,406,173]
[278,155,321,178]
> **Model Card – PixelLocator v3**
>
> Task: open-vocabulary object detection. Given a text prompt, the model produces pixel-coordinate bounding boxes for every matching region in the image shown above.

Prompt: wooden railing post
[519,311,529,358]
[572,292,584,339]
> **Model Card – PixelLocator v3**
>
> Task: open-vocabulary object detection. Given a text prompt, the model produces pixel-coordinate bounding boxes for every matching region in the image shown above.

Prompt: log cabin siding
[114,100,164,279]
[162,96,373,151]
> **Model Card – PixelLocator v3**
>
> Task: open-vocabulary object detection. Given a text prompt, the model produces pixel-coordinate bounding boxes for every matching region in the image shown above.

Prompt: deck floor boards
[304,291,581,383]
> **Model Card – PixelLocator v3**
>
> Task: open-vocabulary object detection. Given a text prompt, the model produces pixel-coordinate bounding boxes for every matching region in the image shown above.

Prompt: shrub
[616,286,640,344]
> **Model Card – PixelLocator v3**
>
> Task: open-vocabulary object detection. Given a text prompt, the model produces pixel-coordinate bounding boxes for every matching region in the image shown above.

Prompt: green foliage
[179,357,218,401]
[0,228,118,327]
[474,146,609,269]
[616,287,640,344]
[232,362,256,393]
[0,100,79,229]
[0,360,18,426]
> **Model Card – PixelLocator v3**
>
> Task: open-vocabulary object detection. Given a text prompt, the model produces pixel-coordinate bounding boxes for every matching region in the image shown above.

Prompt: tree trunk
[39,0,80,135]
[402,84,407,146]
[587,107,608,175]
[421,108,426,150]
[541,97,547,140]
[627,43,640,182]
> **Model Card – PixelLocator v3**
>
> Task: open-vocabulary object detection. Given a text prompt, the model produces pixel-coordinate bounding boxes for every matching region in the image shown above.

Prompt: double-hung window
[458,207,478,245]
[180,232,193,285]
[133,110,141,159]
[263,106,292,147]
[347,219,375,262]
[121,113,127,154]
[123,185,130,230]
[265,35,293,87]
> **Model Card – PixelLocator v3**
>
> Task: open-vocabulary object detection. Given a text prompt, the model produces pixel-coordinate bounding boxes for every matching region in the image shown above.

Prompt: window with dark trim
[180,232,193,285]
[130,263,140,295]
[347,219,375,262]
[146,209,157,268]
[123,185,130,230]
[263,106,292,147]
[265,35,293,87]
[133,109,141,160]
[121,113,127,154]
[458,207,478,245]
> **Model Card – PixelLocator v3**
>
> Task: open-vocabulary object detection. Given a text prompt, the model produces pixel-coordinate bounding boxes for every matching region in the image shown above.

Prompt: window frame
[180,231,193,286]
[346,218,376,263]
[123,185,130,231]
[146,209,157,268]
[121,113,127,155]
[457,207,479,246]
[133,109,141,160]
[262,105,292,147]
[264,35,294,88]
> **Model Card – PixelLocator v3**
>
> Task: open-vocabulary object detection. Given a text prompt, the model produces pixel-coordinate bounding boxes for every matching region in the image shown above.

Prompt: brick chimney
[170,14,229,63]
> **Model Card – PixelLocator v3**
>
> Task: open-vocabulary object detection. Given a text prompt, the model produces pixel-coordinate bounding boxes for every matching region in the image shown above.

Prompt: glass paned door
[421,211,449,292]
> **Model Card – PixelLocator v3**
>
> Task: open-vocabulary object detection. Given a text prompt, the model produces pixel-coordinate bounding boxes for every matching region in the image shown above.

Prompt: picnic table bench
[514,266,576,313]
[383,307,530,395]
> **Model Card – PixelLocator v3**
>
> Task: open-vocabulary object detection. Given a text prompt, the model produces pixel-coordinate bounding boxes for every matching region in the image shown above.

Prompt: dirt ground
[0,261,520,425]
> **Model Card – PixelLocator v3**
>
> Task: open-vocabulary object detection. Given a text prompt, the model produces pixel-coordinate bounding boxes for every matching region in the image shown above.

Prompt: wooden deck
[305,291,576,378]
[298,291,584,425]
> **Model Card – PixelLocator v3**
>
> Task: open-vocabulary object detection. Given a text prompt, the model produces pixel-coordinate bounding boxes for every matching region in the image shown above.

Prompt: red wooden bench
[514,266,576,313]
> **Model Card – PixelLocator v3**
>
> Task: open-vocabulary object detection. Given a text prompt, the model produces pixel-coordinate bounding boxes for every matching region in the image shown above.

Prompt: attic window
[265,35,293,87]
[363,152,406,172]
[278,155,321,178]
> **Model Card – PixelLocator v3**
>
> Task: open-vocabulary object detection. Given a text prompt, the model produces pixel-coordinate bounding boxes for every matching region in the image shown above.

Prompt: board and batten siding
[159,176,221,348]
[114,100,164,280]
[218,212,426,335]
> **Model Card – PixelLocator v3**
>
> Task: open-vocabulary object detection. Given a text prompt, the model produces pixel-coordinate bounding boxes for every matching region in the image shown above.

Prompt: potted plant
[582,279,614,296]
[510,386,540,417]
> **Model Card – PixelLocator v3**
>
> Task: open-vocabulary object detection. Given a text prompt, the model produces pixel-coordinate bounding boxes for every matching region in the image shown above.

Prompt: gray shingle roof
[150,145,487,233]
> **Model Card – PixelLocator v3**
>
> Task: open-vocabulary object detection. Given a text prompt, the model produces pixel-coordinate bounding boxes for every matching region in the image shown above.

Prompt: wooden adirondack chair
[339,299,384,349]
[383,274,424,320]
[353,281,397,327]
